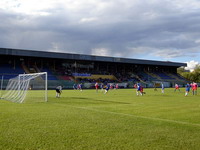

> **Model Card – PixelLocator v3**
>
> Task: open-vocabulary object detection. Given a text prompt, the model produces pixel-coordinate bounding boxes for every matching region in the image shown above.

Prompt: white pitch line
[68,105,200,127]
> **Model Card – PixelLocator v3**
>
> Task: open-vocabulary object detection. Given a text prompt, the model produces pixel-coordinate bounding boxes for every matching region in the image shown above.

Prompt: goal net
[1,72,47,103]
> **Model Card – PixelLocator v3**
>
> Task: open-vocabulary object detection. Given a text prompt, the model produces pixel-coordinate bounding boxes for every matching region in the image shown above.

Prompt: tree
[177,65,200,82]
[193,65,200,82]
[177,67,185,74]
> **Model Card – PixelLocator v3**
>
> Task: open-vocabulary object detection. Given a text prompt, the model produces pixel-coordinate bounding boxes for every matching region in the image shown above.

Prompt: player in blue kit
[73,84,77,90]
[185,83,191,96]
[161,83,164,93]
[100,83,104,92]
[104,84,110,94]
[136,83,143,96]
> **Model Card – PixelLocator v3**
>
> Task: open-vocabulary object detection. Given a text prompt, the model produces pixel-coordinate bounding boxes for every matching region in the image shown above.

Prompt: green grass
[0,88,200,150]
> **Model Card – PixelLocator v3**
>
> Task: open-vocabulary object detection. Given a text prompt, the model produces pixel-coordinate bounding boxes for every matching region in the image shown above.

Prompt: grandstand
[0,48,187,89]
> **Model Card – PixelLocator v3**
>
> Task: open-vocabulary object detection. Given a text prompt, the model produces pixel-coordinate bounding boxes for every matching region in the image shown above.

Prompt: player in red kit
[95,82,99,92]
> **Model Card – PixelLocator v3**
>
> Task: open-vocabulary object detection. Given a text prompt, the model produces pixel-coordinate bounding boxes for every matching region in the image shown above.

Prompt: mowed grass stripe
[66,104,200,128]
[1,88,200,150]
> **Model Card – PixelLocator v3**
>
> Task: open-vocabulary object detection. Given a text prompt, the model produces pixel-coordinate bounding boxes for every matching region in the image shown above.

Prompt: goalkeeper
[56,86,62,98]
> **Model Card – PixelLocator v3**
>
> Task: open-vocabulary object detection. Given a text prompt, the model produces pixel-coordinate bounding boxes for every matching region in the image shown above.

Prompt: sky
[0,0,200,70]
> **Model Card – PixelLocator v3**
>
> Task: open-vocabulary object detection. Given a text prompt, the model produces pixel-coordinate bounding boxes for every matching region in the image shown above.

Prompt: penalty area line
[67,105,200,128]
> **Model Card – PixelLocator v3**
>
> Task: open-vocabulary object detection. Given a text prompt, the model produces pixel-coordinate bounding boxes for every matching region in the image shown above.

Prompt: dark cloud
[0,0,200,61]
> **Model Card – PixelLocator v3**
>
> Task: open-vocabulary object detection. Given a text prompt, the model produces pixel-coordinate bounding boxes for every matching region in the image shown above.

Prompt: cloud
[0,0,200,62]
[185,60,199,72]
[79,17,98,23]
[153,49,195,59]
[91,48,111,56]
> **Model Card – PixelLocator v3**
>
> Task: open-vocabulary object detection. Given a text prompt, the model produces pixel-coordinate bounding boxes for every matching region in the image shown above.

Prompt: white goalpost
[1,72,48,103]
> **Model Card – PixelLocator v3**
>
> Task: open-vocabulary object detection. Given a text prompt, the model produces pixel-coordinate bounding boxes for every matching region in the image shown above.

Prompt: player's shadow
[67,97,131,104]
[152,95,175,97]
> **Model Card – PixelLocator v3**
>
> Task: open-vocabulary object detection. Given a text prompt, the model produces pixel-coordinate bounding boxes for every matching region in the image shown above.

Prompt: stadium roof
[0,48,186,67]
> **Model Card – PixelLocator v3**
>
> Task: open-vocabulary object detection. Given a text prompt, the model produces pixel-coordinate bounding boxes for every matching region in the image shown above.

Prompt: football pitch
[0,88,200,150]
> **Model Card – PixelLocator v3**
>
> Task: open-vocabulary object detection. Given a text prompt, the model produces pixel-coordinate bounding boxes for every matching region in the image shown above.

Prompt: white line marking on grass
[68,105,200,127]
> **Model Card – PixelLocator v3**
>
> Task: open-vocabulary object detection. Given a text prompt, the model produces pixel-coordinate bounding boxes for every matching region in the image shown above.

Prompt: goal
[1,72,47,103]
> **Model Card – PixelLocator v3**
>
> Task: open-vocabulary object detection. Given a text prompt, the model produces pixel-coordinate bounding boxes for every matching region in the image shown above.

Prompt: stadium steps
[40,68,58,80]
[177,73,189,81]
[69,76,75,81]
[29,66,45,81]
[33,65,41,73]
[155,72,176,81]
[32,65,47,81]
[29,67,37,73]
[74,74,118,81]
[39,66,59,82]
[166,72,188,82]
[22,65,44,81]
[138,79,148,84]
[21,64,30,74]
[133,73,147,84]
[144,70,161,81]
[57,76,73,81]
